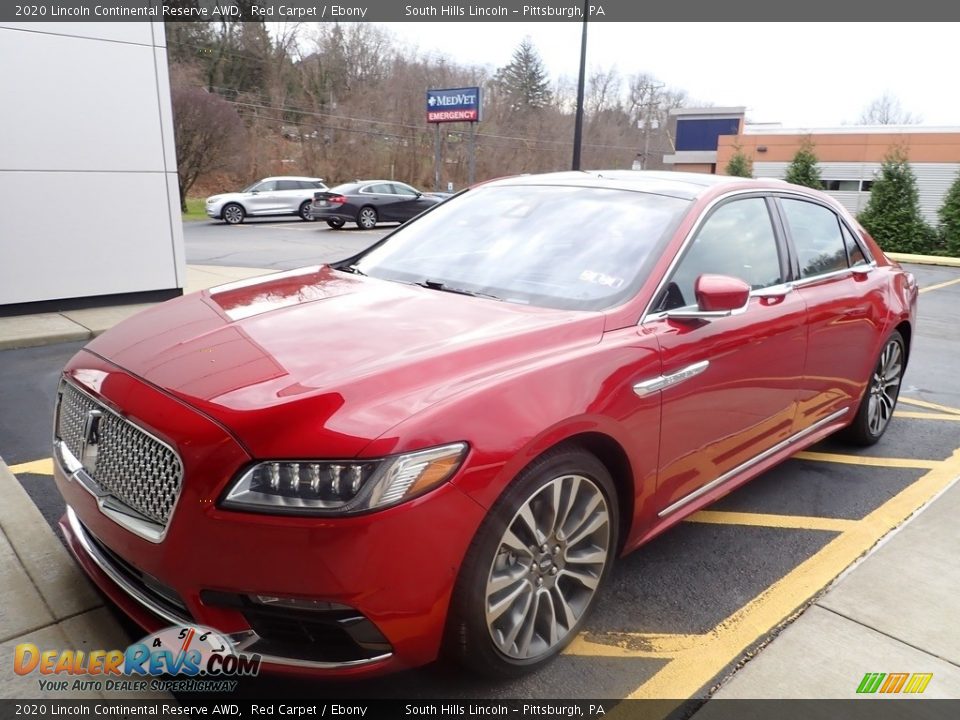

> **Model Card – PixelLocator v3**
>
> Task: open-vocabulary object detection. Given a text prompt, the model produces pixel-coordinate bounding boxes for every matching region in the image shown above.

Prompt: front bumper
[53,365,489,677]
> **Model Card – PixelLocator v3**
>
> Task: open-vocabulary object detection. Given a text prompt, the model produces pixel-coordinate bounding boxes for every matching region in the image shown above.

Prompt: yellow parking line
[792,450,939,470]
[628,447,960,699]
[895,410,960,422]
[686,510,857,533]
[8,458,54,476]
[898,397,960,416]
[566,632,697,658]
[919,277,960,294]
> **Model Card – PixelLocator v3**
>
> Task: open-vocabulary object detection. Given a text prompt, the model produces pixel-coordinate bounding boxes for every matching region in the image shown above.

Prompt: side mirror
[667,274,751,321]
[695,274,751,312]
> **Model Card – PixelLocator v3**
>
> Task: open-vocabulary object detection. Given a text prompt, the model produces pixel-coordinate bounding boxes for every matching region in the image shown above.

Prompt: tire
[326,218,345,230]
[298,201,315,221]
[842,330,905,446]
[222,203,245,225]
[357,206,378,230]
[445,446,618,678]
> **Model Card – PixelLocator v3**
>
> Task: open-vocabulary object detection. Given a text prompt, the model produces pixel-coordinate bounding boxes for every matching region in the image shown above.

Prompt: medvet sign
[426,87,482,123]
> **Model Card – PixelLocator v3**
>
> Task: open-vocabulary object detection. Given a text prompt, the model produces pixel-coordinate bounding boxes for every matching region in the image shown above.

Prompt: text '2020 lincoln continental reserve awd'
[54,171,917,678]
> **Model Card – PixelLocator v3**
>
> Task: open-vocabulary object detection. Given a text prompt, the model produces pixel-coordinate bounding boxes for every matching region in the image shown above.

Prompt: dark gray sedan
[310,180,446,229]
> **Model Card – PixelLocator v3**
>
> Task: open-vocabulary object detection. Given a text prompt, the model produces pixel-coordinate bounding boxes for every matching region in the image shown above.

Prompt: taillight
[328,195,347,205]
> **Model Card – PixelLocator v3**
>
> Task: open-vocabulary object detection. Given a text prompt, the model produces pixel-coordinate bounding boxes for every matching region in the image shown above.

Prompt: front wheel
[357,206,378,230]
[222,203,245,225]
[843,330,905,446]
[298,201,315,221]
[445,446,618,678]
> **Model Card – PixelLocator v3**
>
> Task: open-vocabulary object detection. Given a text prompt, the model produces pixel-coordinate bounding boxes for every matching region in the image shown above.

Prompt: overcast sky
[379,22,959,127]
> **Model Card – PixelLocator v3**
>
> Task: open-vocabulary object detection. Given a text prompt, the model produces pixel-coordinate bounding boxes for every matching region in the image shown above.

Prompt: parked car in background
[310,180,446,229]
[206,176,328,225]
[55,171,916,680]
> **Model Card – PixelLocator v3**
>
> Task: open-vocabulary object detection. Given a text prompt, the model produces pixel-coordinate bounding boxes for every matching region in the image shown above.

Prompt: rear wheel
[843,330,905,446]
[445,446,617,678]
[326,218,345,229]
[298,200,315,221]
[222,203,244,225]
[357,206,378,230]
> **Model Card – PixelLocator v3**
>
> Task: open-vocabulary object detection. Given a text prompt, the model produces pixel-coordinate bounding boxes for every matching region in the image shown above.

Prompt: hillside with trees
[165,19,697,203]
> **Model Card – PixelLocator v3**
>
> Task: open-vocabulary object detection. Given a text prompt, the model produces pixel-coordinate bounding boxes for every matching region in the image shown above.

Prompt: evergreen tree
[858,146,934,253]
[494,38,552,113]
[725,143,753,178]
[784,137,823,189]
[939,171,960,257]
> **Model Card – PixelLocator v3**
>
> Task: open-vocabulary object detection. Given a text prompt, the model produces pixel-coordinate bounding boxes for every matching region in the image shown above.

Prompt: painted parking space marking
[898,396,960,415]
[792,450,940,470]
[8,458,53,475]
[918,276,960,294]
[685,510,858,533]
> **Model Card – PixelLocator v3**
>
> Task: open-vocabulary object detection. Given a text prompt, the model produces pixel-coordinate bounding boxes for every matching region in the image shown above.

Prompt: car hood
[83,266,604,458]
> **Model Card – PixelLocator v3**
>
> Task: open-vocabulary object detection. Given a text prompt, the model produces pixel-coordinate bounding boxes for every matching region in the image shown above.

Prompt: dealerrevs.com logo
[14,625,260,693]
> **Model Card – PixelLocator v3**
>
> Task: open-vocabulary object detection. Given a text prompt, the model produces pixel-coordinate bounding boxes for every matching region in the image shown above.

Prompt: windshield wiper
[414,279,501,301]
[336,264,366,276]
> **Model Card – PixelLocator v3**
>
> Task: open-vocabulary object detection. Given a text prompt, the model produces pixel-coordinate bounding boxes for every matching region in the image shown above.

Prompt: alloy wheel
[223,204,243,225]
[358,208,377,229]
[867,338,903,436]
[484,474,611,660]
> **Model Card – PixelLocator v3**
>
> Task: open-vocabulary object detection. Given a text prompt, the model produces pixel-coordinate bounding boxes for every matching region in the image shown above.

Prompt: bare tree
[170,68,246,210]
[858,93,922,125]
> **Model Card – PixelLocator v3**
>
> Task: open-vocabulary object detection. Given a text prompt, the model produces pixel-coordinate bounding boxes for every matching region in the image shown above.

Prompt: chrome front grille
[57,381,183,527]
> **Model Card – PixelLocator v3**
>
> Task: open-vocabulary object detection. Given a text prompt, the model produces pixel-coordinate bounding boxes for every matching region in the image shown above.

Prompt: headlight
[220,442,468,515]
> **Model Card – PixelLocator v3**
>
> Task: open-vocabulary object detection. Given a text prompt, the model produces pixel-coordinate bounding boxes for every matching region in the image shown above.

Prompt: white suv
[206,176,328,225]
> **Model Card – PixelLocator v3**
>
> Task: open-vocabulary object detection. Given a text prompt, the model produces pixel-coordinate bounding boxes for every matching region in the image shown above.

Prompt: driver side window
[252,181,277,192]
[657,197,782,311]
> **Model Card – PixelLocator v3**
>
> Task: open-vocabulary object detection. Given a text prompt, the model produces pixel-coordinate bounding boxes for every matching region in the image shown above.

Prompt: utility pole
[571,0,589,171]
[639,82,665,170]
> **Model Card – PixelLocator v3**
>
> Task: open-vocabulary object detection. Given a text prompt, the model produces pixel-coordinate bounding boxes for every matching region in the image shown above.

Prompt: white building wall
[0,22,183,307]
[753,161,960,224]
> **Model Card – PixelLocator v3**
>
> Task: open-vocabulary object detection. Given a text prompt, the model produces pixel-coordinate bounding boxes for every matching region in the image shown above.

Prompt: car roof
[483,170,786,200]
[260,176,325,182]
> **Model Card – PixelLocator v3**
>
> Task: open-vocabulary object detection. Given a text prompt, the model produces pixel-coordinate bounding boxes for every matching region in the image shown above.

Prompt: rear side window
[781,199,848,278]
[841,223,868,266]
[276,180,300,191]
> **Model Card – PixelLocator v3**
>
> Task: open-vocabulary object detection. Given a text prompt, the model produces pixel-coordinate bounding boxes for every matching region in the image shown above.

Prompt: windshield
[352,184,689,311]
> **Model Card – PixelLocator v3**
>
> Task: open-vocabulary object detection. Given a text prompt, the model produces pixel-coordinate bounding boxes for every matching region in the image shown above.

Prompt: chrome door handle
[752,283,793,299]
[633,360,710,397]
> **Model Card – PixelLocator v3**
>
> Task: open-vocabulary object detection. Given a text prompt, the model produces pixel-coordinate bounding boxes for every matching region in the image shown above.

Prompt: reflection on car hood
[83,266,604,457]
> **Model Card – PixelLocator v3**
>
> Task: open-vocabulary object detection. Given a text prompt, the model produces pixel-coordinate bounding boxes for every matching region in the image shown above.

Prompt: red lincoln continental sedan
[54,171,916,678]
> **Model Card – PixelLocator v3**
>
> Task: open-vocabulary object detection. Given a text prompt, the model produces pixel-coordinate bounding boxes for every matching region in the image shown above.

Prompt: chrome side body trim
[657,407,850,517]
[65,507,393,671]
[633,361,710,397]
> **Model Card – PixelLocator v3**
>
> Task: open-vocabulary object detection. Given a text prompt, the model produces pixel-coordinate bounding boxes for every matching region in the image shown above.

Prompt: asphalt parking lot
[1,261,958,701]
[184,216,393,271]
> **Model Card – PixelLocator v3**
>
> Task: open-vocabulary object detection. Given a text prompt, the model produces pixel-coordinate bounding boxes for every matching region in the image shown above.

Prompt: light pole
[571,0,589,171]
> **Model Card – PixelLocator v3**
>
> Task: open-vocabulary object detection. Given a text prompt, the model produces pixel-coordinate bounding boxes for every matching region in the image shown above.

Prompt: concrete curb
[0,459,171,699]
[886,252,960,267]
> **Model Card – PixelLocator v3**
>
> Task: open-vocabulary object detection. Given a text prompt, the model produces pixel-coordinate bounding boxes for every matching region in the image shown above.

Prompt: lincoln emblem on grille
[80,409,102,474]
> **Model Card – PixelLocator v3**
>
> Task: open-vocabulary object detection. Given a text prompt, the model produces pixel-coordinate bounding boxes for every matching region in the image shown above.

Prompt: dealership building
[664,108,960,223]
[0,22,183,314]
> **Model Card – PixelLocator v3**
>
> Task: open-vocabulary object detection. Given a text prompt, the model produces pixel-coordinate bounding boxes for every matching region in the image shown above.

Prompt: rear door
[643,195,809,517]
[274,179,307,213]
[775,196,886,430]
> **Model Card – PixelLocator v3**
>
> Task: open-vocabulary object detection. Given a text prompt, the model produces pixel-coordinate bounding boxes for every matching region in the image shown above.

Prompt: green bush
[784,138,823,189]
[939,171,960,257]
[725,144,753,178]
[857,146,937,254]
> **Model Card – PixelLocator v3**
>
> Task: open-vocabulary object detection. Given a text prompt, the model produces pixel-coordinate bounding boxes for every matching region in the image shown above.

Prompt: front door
[643,195,808,516]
